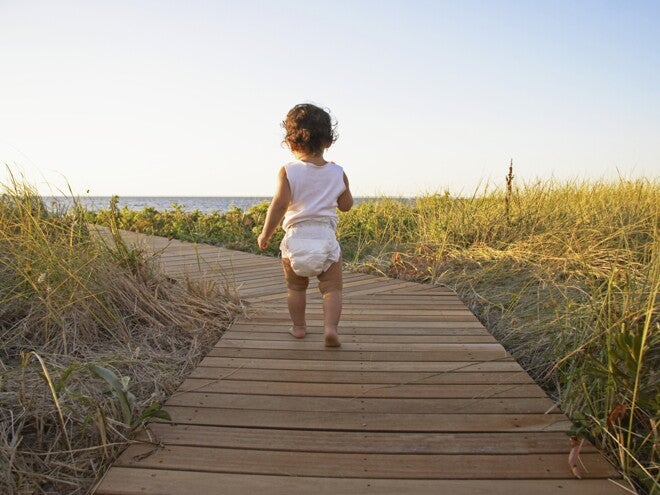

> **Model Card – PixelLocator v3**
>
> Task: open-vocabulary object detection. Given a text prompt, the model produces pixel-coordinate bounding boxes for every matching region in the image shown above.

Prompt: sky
[0,0,658,197]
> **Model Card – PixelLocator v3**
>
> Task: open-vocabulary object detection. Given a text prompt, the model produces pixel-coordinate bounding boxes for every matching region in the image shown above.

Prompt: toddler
[258,103,353,347]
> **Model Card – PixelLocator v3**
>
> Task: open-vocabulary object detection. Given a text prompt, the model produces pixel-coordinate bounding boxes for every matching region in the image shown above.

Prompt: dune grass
[0,176,244,494]
[90,174,658,493]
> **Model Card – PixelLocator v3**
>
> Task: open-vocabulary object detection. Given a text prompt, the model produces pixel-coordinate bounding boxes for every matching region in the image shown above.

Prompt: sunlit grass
[0,173,244,494]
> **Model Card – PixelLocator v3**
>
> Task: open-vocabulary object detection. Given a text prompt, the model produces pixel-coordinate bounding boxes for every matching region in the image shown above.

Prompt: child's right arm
[337,172,353,212]
[257,167,291,250]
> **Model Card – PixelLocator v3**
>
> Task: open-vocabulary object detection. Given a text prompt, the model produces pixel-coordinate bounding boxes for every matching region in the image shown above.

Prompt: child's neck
[294,151,327,166]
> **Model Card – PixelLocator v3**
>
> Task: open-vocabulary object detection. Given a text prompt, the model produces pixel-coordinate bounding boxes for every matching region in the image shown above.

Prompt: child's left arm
[258,167,291,250]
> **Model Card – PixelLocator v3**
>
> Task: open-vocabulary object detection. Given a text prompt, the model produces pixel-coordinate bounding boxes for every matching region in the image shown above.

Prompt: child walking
[257,103,353,347]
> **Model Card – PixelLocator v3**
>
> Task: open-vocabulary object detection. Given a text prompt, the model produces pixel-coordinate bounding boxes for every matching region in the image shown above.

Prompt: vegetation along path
[94,229,627,494]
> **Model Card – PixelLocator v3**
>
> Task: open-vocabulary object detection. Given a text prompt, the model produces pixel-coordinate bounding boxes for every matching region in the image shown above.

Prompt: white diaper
[280,220,341,277]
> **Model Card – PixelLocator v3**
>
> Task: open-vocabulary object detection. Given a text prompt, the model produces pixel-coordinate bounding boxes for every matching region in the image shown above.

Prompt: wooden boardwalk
[95,231,627,494]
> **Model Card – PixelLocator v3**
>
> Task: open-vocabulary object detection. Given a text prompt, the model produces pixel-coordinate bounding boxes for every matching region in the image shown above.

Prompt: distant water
[48,196,272,214]
[48,196,384,214]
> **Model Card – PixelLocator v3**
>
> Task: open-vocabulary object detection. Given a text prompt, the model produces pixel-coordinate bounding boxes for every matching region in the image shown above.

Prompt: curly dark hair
[282,103,337,155]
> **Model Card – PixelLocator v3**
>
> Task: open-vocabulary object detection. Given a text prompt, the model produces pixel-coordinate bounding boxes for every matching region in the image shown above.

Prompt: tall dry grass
[0,175,244,494]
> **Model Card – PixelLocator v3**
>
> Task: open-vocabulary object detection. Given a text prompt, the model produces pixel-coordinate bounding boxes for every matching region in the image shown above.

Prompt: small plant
[88,364,171,429]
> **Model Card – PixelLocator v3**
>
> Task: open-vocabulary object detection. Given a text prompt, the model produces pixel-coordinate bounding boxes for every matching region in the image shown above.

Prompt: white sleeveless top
[282,161,346,230]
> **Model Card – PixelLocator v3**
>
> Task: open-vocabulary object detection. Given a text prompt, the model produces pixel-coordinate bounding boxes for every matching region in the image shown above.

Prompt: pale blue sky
[1,0,658,197]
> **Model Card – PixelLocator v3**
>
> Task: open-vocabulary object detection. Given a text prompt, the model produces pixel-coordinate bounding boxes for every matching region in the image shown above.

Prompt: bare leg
[287,288,307,338]
[322,290,342,347]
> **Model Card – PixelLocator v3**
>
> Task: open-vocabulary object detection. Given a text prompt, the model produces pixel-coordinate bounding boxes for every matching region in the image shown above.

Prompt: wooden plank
[335,308,477,316]
[113,445,619,479]
[256,308,478,318]
[249,293,289,303]
[218,339,504,352]
[96,469,630,495]
[222,330,498,343]
[197,356,524,372]
[230,329,495,339]
[342,285,440,298]
[254,312,479,321]
[239,318,482,328]
[188,367,536,385]
[341,304,471,310]
[155,253,273,266]
[140,424,592,454]
[175,379,547,398]
[165,392,559,414]
[160,253,276,266]
[207,347,512,362]
[160,406,572,431]
[229,321,488,332]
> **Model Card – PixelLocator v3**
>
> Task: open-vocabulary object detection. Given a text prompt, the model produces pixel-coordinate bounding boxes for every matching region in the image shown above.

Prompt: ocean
[49,196,387,214]
[49,196,272,214]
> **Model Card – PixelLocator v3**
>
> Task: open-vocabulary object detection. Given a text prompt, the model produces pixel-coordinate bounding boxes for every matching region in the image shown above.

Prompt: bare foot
[289,326,306,339]
[324,328,341,348]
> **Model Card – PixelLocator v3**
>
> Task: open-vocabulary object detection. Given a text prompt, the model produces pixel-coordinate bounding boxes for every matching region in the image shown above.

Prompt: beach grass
[0,175,244,494]
[90,174,659,493]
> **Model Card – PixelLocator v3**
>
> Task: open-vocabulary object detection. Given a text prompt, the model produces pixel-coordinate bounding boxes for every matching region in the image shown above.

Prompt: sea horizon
[47,195,405,214]
[47,196,270,214]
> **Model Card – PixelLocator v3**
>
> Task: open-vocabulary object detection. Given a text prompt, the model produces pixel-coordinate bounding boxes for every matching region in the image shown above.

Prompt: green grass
[0,175,243,494]
[91,175,658,493]
[89,197,280,255]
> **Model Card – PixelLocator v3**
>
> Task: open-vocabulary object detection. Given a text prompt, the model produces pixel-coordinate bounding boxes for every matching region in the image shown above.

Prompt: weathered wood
[223,330,498,343]
[139,424,594,454]
[113,445,618,479]
[159,406,573,431]
[219,339,503,352]
[252,311,479,321]
[230,321,488,331]
[241,318,483,328]
[96,469,629,495]
[93,228,628,494]
[175,378,548,398]
[196,356,526,372]
[208,347,511,362]
[188,367,536,384]
[165,391,559,414]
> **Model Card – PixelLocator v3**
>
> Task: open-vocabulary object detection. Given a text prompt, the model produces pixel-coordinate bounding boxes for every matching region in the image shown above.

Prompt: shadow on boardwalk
[94,229,628,494]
